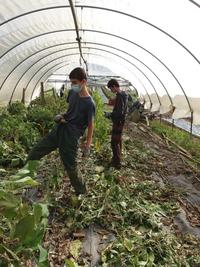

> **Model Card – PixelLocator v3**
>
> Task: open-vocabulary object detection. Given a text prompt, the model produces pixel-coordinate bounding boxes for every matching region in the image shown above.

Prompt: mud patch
[167,174,200,207]
[82,224,115,267]
[174,208,200,238]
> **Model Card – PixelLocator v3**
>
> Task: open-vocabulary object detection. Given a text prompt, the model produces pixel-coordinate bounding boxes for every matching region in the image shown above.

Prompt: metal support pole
[68,0,88,73]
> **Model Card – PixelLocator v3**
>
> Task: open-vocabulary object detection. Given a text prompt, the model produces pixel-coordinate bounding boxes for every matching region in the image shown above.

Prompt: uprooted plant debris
[1,94,200,267]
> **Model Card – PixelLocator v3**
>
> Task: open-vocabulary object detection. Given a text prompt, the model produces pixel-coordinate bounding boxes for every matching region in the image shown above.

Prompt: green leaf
[120,201,127,208]
[0,168,7,174]
[34,203,49,225]
[0,199,18,209]
[11,169,30,180]
[69,240,82,260]
[26,160,40,174]
[95,166,105,173]
[70,195,80,208]
[18,202,30,217]
[11,160,39,180]
[13,176,39,186]
[0,176,39,189]
[148,251,155,263]
[27,227,45,248]
[3,207,17,219]
[38,245,48,263]
[124,238,133,252]
[14,214,35,244]
[138,261,148,266]
[0,190,20,209]
[65,258,79,267]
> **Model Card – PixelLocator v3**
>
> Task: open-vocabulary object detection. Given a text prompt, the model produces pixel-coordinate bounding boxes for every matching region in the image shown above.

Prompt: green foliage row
[92,91,110,153]
[0,96,67,167]
[150,120,200,162]
[0,94,68,266]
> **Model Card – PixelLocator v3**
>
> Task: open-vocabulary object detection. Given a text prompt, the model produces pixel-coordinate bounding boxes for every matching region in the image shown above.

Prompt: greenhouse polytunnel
[0,1,200,266]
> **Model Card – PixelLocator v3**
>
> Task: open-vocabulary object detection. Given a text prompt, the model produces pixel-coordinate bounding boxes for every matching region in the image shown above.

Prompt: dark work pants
[27,123,86,194]
[111,121,124,167]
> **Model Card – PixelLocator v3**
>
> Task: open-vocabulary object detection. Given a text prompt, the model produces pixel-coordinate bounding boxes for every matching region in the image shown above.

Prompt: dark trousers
[111,121,124,166]
[27,123,85,194]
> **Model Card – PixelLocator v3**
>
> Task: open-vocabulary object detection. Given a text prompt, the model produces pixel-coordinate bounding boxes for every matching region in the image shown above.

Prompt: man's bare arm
[86,120,94,148]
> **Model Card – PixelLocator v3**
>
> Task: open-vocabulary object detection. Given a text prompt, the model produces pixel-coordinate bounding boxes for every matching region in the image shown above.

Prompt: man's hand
[82,144,91,157]
[54,114,66,124]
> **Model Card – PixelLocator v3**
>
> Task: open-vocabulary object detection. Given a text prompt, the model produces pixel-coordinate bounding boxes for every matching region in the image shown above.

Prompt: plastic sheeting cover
[0,0,199,124]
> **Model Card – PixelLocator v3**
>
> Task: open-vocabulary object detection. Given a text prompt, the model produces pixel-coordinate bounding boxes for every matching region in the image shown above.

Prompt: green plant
[0,111,40,166]
[7,102,27,117]
[0,96,68,168]
[0,161,49,266]
[102,229,200,266]
[92,91,110,152]
[27,95,67,135]
[0,140,26,167]
[59,165,200,266]
[151,120,200,161]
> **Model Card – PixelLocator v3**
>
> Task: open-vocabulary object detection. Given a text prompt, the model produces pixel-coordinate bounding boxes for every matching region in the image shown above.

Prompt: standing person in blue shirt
[107,79,128,169]
[27,67,95,195]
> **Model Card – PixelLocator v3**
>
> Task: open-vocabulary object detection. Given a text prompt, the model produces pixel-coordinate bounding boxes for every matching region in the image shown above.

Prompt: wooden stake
[40,82,46,105]
[21,88,26,104]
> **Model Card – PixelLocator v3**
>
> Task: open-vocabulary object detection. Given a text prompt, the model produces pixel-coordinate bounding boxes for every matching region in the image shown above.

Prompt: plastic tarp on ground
[0,0,199,123]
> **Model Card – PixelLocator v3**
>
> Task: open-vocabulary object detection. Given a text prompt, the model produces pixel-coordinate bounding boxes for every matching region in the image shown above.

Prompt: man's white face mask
[71,84,82,93]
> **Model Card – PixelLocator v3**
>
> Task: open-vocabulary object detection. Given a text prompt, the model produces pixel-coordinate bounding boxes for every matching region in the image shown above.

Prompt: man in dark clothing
[107,79,128,169]
[27,68,95,195]
[59,84,65,97]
